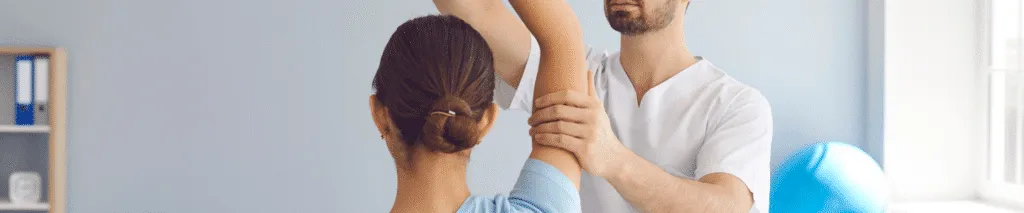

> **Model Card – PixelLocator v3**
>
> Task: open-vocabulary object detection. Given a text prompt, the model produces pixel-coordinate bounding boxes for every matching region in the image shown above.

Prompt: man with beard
[432,0,773,212]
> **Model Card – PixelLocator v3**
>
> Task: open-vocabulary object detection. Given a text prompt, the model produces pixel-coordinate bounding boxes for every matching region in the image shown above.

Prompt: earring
[380,135,385,139]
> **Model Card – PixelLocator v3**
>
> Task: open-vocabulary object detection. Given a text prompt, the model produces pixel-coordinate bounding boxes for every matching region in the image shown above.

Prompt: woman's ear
[369,95,391,137]
[372,95,408,161]
[477,103,500,136]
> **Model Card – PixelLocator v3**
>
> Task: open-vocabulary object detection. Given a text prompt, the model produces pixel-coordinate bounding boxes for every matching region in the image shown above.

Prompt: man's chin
[611,27,644,35]
[607,19,645,35]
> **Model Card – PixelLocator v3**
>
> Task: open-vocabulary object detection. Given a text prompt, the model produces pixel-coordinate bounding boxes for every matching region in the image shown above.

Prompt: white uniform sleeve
[493,37,610,112]
[493,36,541,112]
[694,88,773,213]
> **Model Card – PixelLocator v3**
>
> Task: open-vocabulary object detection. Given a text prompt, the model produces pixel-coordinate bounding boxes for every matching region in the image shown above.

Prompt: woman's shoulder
[457,195,503,213]
[456,159,581,213]
[509,159,582,213]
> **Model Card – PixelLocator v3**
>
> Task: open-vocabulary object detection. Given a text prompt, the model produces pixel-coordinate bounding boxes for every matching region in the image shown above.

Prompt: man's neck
[619,18,697,104]
[390,152,471,213]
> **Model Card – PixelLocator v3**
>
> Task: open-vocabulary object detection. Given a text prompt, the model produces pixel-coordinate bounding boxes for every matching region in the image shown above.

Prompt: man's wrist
[602,142,633,181]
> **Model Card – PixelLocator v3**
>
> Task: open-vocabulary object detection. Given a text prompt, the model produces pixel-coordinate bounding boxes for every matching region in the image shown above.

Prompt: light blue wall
[686,0,869,167]
[0,0,867,212]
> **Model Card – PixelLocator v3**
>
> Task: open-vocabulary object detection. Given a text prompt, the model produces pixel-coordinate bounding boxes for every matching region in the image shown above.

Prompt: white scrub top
[494,38,773,213]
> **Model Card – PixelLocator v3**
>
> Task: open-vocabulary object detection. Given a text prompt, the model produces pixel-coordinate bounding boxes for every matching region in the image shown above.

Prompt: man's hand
[528,73,627,178]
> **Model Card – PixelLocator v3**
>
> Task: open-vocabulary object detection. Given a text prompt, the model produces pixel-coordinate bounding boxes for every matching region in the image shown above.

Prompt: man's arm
[432,0,532,88]
[604,153,755,213]
[528,88,772,213]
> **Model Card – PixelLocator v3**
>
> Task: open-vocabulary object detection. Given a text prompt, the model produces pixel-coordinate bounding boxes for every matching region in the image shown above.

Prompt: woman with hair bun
[371,0,588,211]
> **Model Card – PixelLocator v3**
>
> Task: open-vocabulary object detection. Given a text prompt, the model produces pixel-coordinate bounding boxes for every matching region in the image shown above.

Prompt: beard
[606,0,678,36]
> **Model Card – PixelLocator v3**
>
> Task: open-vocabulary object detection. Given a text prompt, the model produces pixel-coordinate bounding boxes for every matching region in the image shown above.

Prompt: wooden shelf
[0,47,58,55]
[0,125,51,133]
[1,46,68,213]
[0,198,49,211]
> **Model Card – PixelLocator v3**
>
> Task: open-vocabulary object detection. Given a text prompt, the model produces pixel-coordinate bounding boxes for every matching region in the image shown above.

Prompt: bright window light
[982,0,1024,207]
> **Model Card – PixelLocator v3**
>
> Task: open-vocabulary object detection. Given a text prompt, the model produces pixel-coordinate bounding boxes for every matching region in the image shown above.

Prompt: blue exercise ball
[770,142,890,213]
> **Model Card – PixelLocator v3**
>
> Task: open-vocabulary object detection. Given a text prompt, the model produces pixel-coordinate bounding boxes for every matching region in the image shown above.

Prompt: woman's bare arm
[508,0,588,189]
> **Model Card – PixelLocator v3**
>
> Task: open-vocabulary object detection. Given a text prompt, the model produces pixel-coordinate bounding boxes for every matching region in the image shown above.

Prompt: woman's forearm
[508,0,585,52]
[511,0,587,82]
[509,0,588,189]
[508,0,587,96]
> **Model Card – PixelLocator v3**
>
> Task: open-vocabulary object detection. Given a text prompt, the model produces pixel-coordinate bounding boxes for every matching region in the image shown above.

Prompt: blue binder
[14,55,35,125]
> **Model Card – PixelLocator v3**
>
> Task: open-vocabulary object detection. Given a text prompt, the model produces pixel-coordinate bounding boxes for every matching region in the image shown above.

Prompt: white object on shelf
[0,198,49,211]
[10,171,42,204]
[0,125,50,133]
[33,56,50,125]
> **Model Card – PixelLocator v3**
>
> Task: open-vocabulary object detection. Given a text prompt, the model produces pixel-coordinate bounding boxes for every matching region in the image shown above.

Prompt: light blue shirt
[457,159,581,213]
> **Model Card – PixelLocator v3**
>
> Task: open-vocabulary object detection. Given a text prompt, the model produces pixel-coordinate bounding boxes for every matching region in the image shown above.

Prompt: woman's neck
[391,151,471,213]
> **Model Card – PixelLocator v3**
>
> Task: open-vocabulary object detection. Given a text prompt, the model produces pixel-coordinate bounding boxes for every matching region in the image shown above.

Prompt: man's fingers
[528,105,588,126]
[532,133,583,152]
[529,121,588,138]
[534,90,592,110]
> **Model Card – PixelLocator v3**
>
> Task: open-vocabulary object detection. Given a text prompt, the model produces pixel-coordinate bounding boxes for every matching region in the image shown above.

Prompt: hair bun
[420,96,481,153]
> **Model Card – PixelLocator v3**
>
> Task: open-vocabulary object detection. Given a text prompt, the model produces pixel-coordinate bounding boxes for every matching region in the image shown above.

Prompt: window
[983,0,1024,206]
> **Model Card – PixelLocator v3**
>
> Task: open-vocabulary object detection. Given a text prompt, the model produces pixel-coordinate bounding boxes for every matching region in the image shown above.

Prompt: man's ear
[369,95,391,136]
[477,103,500,136]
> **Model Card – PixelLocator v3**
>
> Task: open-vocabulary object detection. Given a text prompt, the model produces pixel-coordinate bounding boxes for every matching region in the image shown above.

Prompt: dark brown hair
[373,15,495,153]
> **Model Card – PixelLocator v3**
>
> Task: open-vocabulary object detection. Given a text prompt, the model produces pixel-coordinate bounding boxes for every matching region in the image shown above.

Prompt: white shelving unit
[0,125,51,133]
[0,198,49,211]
